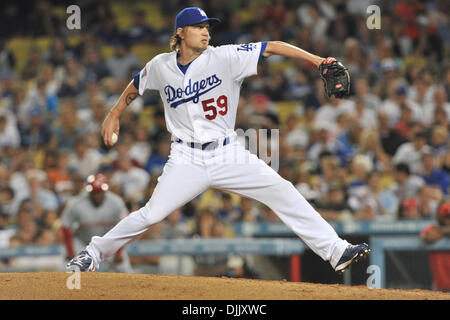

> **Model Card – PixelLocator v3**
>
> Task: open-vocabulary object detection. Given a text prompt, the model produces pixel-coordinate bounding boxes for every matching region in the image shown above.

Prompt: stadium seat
[111,3,133,31]
[132,44,167,63]
[275,101,303,125]
[6,38,34,73]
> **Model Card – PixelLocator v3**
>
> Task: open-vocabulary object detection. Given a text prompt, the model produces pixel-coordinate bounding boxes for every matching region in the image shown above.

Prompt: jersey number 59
[201,95,228,120]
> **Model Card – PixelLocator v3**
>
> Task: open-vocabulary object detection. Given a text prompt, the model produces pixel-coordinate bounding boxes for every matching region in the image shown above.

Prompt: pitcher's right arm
[101,80,139,146]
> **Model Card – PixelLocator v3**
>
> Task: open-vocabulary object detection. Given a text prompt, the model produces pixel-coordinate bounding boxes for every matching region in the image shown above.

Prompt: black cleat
[66,250,98,272]
[334,243,370,274]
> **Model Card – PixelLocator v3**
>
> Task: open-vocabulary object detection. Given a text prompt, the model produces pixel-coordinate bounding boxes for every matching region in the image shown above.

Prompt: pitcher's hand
[102,111,120,146]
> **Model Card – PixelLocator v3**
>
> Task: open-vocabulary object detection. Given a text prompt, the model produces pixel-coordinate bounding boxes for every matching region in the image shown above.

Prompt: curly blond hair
[169,32,181,52]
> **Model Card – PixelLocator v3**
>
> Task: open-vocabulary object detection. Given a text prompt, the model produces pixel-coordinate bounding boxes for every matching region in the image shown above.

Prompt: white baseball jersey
[137,43,263,143]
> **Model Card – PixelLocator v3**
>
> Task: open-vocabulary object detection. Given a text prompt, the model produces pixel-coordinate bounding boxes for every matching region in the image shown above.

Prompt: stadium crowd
[0,0,449,275]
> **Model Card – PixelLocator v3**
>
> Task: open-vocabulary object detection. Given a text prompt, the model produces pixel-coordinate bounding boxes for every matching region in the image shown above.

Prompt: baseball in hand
[111,133,118,145]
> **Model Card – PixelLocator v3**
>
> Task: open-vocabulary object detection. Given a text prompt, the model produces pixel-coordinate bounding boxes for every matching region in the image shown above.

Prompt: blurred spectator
[129,221,163,274]
[12,87,33,129]
[409,69,437,105]
[295,163,321,204]
[145,208,194,275]
[316,154,340,195]
[315,95,355,129]
[316,182,353,221]
[284,69,314,102]
[127,126,152,168]
[19,108,51,150]
[307,125,336,162]
[125,10,156,44]
[260,206,281,222]
[39,209,61,233]
[441,150,450,176]
[50,100,84,151]
[421,202,450,292]
[420,151,449,195]
[297,2,329,42]
[358,128,391,172]
[110,155,150,203]
[381,84,421,127]
[68,135,104,178]
[418,185,441,219]
[7,153,36,213]
[347,154,370,192]
[0,114,20,153]
[354,170,398,220]
[27,78,59,123]
[82,48,111,81]
[264,71,289,101]
[429,124,448,158]
[0,163,8,189]
[392,162,425,199]
[0,40,16,72]
[392,130,432,174]
[26,168,59,216]
[377,110,408,157]
[238,198,261,222]
[247,93,280,129]
[424,87,450,125]
[398,197,421,220]
[77,97,108,133]
[0,187,16,218]
[34,227,57,245]
[160,208,189,239]
[353,98,378,129]
[192,207,230,277]
[217,192,240,221]
[393,105,415,139]
[96,14,123,45]
[148,108,167,142]
[145,138,170,176]
[334,115,363,165]
[45,150,75,203]
[21,45,45,81]
[45,37,72,69]
[105,43,141,80]
[217,13,245,45]
[284,113,309,150]
[58,59,85,98]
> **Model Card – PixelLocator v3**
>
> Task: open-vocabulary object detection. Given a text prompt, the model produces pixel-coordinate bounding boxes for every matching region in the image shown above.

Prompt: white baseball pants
[86,134,349,269]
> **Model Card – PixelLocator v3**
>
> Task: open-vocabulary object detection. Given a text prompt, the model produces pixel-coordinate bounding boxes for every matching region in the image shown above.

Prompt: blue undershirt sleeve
[133,72,140,90]
[259,41,268,62]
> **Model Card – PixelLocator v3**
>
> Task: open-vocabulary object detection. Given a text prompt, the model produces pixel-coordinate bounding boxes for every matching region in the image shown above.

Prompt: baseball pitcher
[67,7,368,274]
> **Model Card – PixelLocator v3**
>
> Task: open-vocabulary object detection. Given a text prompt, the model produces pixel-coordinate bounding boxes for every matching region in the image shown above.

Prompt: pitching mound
[0,272,448,300]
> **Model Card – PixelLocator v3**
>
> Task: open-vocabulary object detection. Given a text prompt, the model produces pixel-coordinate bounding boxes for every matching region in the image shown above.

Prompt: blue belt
[175,137,230,150]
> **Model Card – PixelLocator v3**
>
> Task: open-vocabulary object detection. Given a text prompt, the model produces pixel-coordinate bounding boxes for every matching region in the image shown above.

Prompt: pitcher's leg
[86,158,210,264]
[210,145,348,268]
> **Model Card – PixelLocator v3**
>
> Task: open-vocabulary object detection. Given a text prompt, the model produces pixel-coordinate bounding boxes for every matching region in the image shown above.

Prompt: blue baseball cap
[174,7,220,31]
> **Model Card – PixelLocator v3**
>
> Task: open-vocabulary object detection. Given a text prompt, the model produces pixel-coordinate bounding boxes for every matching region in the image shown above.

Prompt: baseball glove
[318,57,350,99]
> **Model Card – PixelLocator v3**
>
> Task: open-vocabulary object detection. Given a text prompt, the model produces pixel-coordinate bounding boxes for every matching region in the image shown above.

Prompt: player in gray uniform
[61,174,133,273]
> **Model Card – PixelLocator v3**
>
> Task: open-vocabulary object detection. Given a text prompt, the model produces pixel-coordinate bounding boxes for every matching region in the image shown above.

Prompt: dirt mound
[0,272,448,300]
